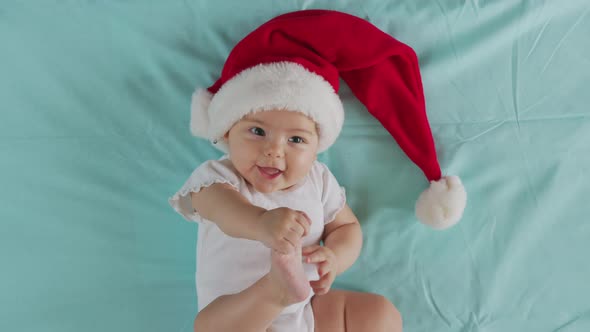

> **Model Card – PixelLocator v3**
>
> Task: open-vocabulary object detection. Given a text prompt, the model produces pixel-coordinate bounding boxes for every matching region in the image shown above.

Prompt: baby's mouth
[257,166,283,179]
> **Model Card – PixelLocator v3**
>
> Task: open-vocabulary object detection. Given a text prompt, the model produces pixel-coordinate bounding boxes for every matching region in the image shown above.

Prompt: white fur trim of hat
[190,62,344,153]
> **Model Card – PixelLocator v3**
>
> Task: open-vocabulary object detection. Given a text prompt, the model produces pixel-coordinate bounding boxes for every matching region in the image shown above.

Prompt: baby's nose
[264,142,284,158]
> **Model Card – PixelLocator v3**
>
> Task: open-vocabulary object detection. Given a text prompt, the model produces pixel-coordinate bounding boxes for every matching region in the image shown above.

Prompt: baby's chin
[248,177,297,194]
[251,182,287,194]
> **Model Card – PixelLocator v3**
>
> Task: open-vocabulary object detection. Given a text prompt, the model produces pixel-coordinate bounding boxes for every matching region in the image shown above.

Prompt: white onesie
[168,155,346,332]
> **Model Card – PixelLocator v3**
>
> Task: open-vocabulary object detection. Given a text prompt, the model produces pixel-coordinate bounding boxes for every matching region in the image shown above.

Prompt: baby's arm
[322,203,362,275]
[191,184,311,253]
[190,183,266,241]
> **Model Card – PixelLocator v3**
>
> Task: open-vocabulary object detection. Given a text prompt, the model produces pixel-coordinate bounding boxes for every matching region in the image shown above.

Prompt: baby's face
[224,110,319,193]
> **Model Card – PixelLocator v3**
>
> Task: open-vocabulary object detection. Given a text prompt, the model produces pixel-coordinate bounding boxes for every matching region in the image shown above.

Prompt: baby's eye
[249,127,265,136]
[289,136,305,144]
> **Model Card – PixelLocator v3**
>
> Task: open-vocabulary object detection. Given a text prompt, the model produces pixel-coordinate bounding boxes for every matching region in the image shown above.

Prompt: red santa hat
[190,9,467,229]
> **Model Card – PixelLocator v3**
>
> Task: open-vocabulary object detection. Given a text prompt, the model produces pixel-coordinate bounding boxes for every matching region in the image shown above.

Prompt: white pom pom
[415,176,467,230]
[190,88,213,138]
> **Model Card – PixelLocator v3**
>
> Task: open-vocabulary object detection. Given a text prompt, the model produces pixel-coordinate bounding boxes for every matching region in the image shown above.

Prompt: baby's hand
[302,245,338,295]
[259,207,312,255]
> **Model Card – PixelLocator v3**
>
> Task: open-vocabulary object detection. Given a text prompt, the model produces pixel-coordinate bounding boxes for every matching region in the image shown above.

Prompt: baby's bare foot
[269,243,311,306]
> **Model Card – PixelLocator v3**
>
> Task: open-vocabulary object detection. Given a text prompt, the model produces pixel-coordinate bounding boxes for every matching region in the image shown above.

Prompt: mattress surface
[1,1,589,331]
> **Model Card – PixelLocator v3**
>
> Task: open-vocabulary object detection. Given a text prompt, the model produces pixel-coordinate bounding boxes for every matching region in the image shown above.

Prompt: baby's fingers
[310,277,332,295]
[304,247,329,264]
[296,211,312,236]
[289,223,305,238]
[275,237,294,255]
[302,244,321,256]
[285,230,303,250]
[317,261,332,277]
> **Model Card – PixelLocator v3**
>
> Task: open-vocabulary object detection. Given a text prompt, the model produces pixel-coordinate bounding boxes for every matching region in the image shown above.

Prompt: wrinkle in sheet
[511,41,521,132]
[516,135,540,208]
[540,6,590,74]
[553,311,590,332]
[524,18,552,61]
[485,65,510,114]
[457,0,479,20]
[458,313,482,332]
[519,281,552,322]
[468,0,480,17]
[522,0,552,61]
[407,234,417,274]
[470,0,480,12]
[301,0,314,10]
[434,0,460,61]
[455,120,506,143]
[511,1,531,133]
[459,226,483,316]
[520,92,551,116]
[420,276,452,327]
[450,80,479,115]
[489,216,497,242]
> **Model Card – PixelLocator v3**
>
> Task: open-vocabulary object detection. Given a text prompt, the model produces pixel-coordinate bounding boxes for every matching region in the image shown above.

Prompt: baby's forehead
[241,110,318,131]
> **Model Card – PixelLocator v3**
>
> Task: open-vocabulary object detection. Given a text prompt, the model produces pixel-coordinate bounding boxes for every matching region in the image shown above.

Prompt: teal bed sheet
[2,1,589,331]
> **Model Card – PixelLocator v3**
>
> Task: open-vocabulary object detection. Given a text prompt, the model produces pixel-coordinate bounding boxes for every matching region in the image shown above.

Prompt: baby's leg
[270,242,312,304]
[311,289,402,332]
[194,245,311,332]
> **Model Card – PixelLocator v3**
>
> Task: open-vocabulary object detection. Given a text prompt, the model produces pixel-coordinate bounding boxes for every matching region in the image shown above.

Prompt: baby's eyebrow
[244,118,266,125]
[243,119,315,135]
[289,128,315,135]
[243,119,266,126]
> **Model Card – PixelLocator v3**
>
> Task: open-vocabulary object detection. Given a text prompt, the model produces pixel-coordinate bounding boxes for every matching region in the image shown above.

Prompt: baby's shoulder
[196,156,236,173]
[190,156,243,186]
[309,160,332,177]
[307,160,337,188]
[216,157,236,171]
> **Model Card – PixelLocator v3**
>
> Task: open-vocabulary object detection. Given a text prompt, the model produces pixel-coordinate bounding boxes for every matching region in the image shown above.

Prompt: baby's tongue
[260,167,280,174]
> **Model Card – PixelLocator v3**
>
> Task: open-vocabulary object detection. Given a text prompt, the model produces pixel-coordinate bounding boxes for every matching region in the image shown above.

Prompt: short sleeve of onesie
[317,162,347,224]
[168,157,241,223]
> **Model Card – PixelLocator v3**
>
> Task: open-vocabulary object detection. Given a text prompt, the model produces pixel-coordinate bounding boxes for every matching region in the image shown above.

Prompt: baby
[171,108,401,331]
[169,9,465,332]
